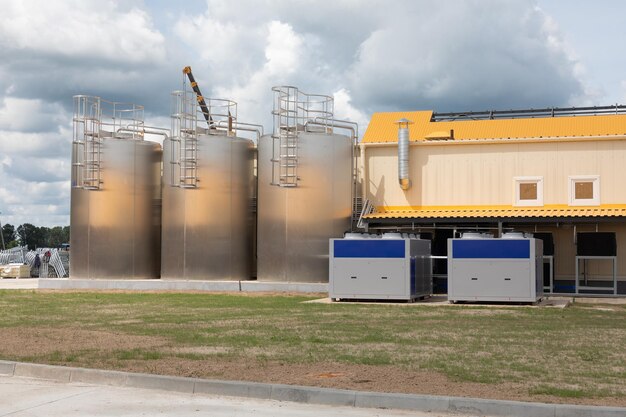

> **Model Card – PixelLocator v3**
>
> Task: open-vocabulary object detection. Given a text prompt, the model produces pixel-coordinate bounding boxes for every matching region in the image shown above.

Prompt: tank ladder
[83,117,103,190]
[171,86,200,188]
[72,96,103,190]
[272,127,299,187]
[72,96,144,190]
[179,123,199,188]
[180,140,198,187]
[270,87,334,187]
[271,87,299,187]
[171,74,239,188]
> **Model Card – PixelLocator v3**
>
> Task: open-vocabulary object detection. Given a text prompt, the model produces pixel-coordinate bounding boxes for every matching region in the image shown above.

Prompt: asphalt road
[0,376,467,417]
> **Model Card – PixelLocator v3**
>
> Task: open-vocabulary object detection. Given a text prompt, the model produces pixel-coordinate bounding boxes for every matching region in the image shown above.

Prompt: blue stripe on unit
[334,240,405,258]
[452,239,530,259]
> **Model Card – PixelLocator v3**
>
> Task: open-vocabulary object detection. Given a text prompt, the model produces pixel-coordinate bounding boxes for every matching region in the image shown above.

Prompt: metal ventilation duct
[395,118,413,190]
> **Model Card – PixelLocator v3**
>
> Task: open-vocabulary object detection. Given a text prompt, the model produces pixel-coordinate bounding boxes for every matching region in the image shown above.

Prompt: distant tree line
[1,223,69,250]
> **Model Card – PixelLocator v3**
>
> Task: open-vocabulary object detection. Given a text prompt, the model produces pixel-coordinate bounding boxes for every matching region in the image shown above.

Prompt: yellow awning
[364,205,626,220]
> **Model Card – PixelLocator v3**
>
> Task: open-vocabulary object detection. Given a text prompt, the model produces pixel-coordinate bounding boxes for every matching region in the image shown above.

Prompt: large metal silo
[161,91,258,280]
[257,87,356,282]
[70,96,161,279]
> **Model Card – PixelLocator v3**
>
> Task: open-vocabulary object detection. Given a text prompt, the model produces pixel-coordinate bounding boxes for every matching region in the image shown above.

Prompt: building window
[514,177,543,207]
[569,175,600,206]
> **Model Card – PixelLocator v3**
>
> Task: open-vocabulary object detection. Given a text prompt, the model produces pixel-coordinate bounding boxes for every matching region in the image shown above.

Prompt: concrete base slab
[38,279,327,294]
[570,296,626,305]
[241,281,327,293]
[307,295,570,308]
[0,278,39,289]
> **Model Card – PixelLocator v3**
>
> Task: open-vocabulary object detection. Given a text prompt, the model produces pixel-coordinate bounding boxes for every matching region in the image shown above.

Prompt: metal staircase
[352,196,364,224]
[356,198,375,230]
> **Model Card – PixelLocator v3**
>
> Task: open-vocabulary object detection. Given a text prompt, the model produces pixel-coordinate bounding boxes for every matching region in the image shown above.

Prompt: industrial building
[65,64,626,298]
[358,106,626,295]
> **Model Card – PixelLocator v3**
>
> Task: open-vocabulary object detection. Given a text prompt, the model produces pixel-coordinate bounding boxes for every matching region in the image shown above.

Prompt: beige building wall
[361,138,626,282]
[362,139,626,208]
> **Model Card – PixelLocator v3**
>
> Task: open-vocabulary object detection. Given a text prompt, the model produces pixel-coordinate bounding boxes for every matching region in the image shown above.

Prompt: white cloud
[332,88,370,136]
[347,1,587,113]
[0,177,70,227]
[0,0,165,64]
[173,12,265,86]
[0,98,66,132]
[4,156,70,183]
[0,125,72,158]
[213,20,309,127]
[264,21,304,75]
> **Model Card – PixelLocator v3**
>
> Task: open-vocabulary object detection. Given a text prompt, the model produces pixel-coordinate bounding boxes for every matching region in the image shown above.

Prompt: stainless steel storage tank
[161,92,256,280]
[70,96,161,279]
[257,86,355,282]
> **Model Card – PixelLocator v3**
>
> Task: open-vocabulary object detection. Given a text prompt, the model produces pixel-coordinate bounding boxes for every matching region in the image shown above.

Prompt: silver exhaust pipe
[396,118,413,190]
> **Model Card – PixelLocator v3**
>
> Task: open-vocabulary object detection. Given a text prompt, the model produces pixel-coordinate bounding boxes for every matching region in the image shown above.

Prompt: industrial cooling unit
[447,234,543,303]
[329,234,432,301]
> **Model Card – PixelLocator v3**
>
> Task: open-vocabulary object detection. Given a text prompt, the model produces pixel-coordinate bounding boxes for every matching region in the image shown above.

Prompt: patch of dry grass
[0,290,625,404]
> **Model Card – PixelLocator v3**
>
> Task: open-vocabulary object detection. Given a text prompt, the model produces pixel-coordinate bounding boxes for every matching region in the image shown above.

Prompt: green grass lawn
[0,290,625,402]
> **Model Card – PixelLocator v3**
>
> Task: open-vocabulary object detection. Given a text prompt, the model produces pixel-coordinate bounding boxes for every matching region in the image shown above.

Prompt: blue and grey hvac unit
[329,233,432,301]
[447,233,543,303]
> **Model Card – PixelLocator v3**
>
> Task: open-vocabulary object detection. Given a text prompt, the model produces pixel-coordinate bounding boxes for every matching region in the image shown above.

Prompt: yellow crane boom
[183,66,212,127]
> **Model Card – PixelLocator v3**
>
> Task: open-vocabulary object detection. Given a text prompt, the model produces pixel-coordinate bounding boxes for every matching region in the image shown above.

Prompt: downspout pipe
[395,118,413,190]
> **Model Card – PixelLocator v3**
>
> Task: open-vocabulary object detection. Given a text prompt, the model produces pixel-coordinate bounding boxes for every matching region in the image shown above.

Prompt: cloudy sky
[0,0,625,227]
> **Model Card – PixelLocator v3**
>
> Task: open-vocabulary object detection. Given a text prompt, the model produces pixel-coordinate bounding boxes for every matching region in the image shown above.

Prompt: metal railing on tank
[72,95,144,190]
[170,83,238,188]
[270,86,334,187]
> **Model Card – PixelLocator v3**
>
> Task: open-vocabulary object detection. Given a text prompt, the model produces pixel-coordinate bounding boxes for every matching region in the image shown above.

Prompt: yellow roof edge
[364,204,626,219]
[376,204,626,212]
[361,111,626,144]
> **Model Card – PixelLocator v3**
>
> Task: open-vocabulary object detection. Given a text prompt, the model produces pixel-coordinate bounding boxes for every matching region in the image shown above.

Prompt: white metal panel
[331,259,407,297]
[450,260,531,300]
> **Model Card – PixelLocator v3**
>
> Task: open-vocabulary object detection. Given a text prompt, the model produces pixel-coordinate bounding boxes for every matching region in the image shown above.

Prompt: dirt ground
[2,326,625,407]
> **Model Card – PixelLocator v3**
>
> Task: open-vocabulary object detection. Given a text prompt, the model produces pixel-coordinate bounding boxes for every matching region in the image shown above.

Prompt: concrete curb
[1,360,624,417]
